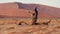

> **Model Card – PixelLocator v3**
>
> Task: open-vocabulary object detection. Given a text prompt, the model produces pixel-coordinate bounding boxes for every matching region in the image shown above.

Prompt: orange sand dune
[0,2,60,18]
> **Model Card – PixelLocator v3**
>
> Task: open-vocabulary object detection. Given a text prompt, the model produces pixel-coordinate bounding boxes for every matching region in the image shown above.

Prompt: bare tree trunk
[32,7,38,25]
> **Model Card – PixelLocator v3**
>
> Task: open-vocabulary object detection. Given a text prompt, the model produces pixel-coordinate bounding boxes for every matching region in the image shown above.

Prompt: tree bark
[32,7,38,25]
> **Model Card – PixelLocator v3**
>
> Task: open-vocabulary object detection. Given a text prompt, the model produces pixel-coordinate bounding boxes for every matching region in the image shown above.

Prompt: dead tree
[31,7,38,25]
[42,19,52,25]
[18,21,28,25]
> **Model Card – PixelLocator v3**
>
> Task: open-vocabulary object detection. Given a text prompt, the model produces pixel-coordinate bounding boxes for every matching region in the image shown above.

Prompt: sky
[0,0,60,8]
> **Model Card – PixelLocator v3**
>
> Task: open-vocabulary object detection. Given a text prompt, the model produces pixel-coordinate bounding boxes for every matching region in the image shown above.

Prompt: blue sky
[0,0,60,8]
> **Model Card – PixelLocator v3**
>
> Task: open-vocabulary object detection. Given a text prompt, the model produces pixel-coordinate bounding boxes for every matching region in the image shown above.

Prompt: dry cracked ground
[0,19,60,34]
[0,22,60,34]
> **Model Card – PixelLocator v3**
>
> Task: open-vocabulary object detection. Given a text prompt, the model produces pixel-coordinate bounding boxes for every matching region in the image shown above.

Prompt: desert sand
[0,2,60,34]
[0,18,60,34]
